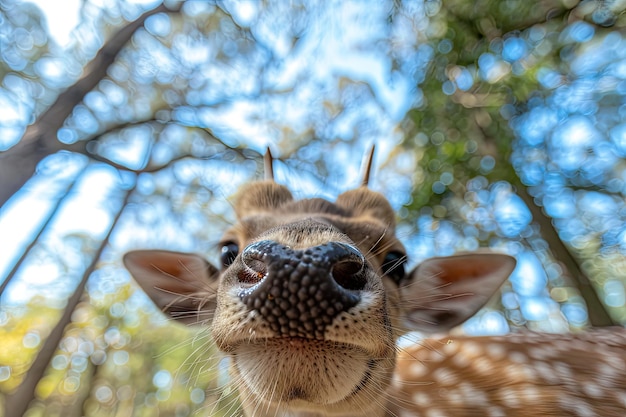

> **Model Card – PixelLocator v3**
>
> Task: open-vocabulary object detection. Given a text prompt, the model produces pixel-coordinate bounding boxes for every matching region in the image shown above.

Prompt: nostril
[328,243,366,291]
[332,260,366,291]
[240,255,268,285]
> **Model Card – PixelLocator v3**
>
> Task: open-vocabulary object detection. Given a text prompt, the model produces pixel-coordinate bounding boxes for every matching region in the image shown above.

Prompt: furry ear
[233,180,293,219]
[400,253,516,334]
[123,250,219,325]
[335,188,396,228]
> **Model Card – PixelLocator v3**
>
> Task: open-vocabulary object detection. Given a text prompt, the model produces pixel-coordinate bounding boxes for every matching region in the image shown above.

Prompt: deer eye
[220,242,239,268]
[382,251,407,284]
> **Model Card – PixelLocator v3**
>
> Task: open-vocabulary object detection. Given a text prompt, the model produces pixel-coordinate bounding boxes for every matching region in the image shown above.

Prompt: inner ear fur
[400,253,516,334]
[336,187,396,228]
[233,180,293,219]
[123,250,219,325]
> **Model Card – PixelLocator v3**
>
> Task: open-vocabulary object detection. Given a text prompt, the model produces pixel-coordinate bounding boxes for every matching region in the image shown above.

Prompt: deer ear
[123,250,220,325]
[400,253,516,334]
[233,180,293,218]
[336,188,396,228]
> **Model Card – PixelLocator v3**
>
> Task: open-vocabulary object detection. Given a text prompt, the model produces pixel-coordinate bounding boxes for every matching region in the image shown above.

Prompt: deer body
[390,330,626,416]
[124,152,626,417]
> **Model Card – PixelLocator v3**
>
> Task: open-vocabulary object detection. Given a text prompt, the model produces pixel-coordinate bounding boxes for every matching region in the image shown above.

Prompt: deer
[124,148,626,417]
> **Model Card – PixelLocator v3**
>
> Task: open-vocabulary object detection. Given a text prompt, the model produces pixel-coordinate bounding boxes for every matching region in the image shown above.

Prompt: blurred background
[1,0,626,416]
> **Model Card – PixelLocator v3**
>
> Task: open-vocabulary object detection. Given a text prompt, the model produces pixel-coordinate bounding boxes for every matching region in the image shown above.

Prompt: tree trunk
[3,186,134,417]
[510,176,614,326]
[475,119,613,326]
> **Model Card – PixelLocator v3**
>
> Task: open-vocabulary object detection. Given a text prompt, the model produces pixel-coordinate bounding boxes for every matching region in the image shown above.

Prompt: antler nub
[360,145,376,187]
[264,147,274,181]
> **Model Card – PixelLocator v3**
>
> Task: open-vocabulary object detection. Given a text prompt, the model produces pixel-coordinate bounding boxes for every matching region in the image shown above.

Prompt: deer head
[124,148,516,417]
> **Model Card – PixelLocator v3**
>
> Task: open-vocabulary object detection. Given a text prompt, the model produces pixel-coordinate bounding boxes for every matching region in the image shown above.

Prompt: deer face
[211,182,401,415]
[124,154,516,417]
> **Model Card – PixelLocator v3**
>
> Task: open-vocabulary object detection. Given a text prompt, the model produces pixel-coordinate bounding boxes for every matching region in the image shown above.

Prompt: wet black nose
[237,240,366,339]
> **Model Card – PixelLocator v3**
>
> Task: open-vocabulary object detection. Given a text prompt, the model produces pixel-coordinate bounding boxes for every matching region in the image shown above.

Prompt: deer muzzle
[238,240,366,339]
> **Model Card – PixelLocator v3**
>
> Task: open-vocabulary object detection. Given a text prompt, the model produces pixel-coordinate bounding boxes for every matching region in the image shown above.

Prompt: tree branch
[0,2,183,209]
